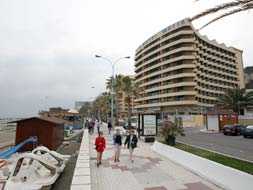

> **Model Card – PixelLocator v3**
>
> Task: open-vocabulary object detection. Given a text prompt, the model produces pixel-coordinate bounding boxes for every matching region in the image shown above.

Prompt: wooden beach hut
[12,117,67,151]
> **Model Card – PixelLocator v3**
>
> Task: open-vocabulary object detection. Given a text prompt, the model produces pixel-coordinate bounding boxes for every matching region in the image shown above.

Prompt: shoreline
[0,130,16,152]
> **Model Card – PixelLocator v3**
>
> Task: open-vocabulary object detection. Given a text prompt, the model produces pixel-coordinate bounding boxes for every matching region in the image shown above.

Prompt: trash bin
[64,130,69,138]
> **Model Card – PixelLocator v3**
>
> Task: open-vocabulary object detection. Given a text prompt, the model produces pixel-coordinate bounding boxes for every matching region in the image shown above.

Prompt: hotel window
[167,97,174,102]
[167,89,173,93]
[178,87,184,92]
[167,80,172,85]
[177,78,184,83]
[176,69,183,74]
[178,96,185,101]
[148,99,160,104]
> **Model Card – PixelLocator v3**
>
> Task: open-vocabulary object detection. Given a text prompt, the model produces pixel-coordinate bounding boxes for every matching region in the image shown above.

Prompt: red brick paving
[178,182,214,190]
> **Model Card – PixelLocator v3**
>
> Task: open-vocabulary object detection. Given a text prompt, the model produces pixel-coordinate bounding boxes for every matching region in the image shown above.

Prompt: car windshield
[224,125,233,128]
[246,126,253,129]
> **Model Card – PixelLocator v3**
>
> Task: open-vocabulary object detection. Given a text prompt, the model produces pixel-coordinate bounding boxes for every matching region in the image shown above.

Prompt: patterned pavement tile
[90,125,224,190]
[178,182,215,190]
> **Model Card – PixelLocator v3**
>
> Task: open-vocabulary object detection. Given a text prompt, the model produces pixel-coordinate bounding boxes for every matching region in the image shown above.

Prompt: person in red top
[95,131,106,167]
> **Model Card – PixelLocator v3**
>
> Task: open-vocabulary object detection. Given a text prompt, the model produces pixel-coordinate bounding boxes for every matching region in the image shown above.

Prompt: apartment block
[134,18,245,116]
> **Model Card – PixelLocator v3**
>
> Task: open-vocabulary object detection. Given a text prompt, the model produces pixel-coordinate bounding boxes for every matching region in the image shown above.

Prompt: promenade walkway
[89,124,224,190]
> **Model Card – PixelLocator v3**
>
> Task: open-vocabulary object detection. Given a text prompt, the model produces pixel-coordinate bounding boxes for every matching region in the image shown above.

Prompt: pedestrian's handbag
[95,145,98,150]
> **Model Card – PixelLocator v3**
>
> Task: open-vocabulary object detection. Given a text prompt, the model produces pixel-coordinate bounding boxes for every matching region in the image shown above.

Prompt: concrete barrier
[71,129,91,190]
[151,141,253,190]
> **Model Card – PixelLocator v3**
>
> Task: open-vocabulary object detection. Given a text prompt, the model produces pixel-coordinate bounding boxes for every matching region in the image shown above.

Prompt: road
[176,127,253,162]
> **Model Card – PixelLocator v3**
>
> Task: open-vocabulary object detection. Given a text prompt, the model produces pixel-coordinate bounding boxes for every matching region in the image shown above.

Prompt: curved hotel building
[134,18,245,116]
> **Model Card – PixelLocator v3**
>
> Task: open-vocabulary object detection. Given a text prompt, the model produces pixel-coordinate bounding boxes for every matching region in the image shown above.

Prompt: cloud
[0,0,252,117]
[0,51,134,117]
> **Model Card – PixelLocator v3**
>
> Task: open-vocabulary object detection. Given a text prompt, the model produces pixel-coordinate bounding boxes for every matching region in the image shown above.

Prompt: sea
[0,118,17,132]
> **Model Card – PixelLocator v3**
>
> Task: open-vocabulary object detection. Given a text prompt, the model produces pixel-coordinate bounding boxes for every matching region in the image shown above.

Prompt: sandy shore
[0,130,16,150]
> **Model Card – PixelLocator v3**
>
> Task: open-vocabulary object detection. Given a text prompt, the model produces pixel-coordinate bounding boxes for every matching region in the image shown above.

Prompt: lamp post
[95,55,130,126]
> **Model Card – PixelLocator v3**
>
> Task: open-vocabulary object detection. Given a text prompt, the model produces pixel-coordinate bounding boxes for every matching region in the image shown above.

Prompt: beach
[0,119,16,151]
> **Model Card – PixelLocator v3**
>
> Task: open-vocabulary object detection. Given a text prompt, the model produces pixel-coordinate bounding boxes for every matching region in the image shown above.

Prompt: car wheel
[223,132,227,135]
[243,135,247,138]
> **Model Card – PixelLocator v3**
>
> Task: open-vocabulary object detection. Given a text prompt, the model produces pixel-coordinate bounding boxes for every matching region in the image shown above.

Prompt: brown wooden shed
[205,109,238,131]
[13,117,67,151]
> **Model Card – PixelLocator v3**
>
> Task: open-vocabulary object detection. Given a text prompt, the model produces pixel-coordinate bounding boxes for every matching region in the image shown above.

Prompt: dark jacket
[113,134,122,145]
[108,122,112,129]
[124,134,138,149]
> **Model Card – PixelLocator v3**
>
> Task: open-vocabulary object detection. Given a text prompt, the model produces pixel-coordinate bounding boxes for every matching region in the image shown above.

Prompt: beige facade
[117,91,134,118]
[134,18,245,116]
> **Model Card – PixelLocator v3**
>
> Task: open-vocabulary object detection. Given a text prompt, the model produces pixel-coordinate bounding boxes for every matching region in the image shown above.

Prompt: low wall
[238,119,253,126]
[71,129,91,190]
[151,141,253,190]
[238,115,253,126]
[169,115,205,127]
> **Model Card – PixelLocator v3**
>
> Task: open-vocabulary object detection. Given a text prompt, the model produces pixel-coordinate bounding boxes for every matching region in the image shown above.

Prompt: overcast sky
[0,0,252,118]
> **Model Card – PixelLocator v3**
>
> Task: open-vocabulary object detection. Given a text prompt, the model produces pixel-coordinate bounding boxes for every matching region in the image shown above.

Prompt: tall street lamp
[95,55,130,125]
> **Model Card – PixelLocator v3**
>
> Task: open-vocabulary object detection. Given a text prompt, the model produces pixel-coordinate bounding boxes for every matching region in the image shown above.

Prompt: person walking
[124,129,138,163]
[84,119,89,129]
[95,119,100,134]
[95,131,106,167]
[88,122,92,134]
[108,121,112,135]
[69,125,73,134]
[89,119,94,134]
[113,128,122,162]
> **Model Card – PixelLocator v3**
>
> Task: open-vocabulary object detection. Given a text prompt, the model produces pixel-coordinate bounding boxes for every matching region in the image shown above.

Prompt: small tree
[216,88,253,114]
[159,120,185,146]
[121,76,140,129]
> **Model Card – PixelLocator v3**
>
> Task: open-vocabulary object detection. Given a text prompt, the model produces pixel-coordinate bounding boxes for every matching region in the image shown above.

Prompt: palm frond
[199,3,253,29]
[191,0,252,21]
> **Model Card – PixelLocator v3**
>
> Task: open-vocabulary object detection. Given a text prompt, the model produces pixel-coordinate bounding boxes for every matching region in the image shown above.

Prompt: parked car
[223,124,244,136]
[243,125,253,138]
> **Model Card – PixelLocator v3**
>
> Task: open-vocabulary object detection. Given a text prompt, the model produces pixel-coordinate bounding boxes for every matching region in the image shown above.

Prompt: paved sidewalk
[90,125,224,190]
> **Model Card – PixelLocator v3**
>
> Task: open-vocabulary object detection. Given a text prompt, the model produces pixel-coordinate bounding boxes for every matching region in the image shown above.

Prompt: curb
[151,141,253,190]
[70,129,91,190]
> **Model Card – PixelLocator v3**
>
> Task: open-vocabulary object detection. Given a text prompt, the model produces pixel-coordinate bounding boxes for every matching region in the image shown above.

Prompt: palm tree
[91,92,110,121]
[121,76,140,129]
[79,102,92,117]
[216,88,253,114]
[106,74,124,124]
[191,0,253,29]
[160,120,185,146]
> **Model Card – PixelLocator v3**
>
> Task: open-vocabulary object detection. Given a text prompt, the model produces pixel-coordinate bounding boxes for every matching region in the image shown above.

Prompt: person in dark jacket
[124,129,138,163]
[108,121,112,134]
[113,128,122,162]
[95,131,106,167]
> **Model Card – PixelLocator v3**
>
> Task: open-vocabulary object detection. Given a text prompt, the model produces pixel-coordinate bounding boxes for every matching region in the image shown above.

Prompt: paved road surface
[177,127,253,161]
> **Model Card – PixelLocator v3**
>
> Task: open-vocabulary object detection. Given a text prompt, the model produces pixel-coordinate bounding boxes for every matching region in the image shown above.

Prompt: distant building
[46,111,83,122]
[134,18,245,117]
[75,101,88,110]
[117,91,135,118]
[244,66,253,89]
[244,67,253,115]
